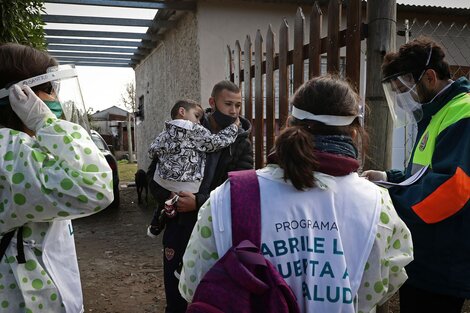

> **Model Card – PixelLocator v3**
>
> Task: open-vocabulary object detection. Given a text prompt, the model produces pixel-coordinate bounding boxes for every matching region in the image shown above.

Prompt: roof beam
[138,40,156,49]
[50,51,134,59]
[141,39,155,46]
[48,44,138,53]
[134,47,151,56]
[58,61,132,68]
[130,53,146,60]
[45,29,153,40]
[42,15,174,28]
[55,56,133,64]
[46,37,142,47]
[44,0,196,11]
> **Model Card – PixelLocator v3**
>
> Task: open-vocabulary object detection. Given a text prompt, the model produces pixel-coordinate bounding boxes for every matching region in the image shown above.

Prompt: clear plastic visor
[382,73,423,128]
[0,64,89,131]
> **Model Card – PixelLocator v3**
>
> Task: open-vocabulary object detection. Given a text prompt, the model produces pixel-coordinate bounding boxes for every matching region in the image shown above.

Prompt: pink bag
[186,170,300,313]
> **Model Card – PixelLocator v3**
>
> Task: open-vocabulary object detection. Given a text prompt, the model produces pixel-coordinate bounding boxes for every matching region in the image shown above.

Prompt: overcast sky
[44,0,469,112]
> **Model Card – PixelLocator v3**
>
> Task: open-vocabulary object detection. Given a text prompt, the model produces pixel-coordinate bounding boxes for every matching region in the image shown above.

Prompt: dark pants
[149,180,171,228]
[400,282,465,313]
[162,214,196,313]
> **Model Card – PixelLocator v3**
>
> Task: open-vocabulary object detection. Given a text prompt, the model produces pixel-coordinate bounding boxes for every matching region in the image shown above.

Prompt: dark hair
[0,43,58,130]
[275,75,366,190]
[170,99,203,119]
[382,36,451,81]
[276,126,318,190]
[210,80,240,98]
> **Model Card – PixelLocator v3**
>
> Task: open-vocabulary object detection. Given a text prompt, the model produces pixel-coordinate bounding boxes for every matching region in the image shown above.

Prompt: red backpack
[186,170,300,313]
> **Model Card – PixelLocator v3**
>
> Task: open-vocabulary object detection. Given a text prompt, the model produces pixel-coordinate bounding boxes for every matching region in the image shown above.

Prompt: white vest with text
[211,169,381,313]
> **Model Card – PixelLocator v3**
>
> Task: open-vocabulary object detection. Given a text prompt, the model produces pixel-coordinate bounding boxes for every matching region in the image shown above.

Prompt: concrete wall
[134,12,200,169]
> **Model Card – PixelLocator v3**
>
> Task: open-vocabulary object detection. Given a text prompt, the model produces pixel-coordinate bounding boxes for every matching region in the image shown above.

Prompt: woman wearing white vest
[179,75,413,313]
[0,43,114,312]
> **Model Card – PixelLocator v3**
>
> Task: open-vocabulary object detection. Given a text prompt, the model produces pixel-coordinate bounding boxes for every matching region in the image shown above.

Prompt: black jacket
[195,114,253,209]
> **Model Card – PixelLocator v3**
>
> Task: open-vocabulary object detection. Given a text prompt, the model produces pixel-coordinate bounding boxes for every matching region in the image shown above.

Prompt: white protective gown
[0,117,113,313]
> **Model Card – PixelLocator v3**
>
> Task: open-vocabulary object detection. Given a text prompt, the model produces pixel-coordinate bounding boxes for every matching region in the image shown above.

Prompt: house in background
[90,105,135,159]
[134,0,470,169]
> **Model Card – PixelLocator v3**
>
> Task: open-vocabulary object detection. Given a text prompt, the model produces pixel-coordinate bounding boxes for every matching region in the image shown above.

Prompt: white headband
[291,106,358,126]
[0,68,77,99]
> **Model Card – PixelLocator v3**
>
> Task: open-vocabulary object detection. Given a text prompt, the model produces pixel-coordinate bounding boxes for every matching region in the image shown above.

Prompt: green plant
[118,161,137,182]
[0,0,46,49]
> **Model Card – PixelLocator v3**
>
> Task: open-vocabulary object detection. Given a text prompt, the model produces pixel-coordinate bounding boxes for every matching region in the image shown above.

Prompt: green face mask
[43,100,63,119]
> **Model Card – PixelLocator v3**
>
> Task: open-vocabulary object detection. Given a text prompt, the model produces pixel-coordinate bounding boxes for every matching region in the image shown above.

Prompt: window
[136,95,145,120]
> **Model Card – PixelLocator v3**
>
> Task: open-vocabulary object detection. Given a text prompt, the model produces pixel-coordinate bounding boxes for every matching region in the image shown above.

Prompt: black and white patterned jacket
[148,120,238,190]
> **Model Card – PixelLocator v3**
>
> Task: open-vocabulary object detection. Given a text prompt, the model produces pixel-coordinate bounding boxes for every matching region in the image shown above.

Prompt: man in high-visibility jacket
[363,37,470,313]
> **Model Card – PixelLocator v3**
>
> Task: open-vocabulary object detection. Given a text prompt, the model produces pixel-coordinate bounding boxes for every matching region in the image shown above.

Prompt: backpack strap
[228,170,261,247]
[0,226,25,264]
[0,230,15,263]
[16,227,25,264]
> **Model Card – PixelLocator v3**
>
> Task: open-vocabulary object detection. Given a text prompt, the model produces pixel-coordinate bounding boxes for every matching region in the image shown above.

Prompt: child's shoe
[147,225,161,238]
[147,209,166,238]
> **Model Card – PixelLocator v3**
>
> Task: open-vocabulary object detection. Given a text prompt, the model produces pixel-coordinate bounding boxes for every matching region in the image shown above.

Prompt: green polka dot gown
[0,118,113,312]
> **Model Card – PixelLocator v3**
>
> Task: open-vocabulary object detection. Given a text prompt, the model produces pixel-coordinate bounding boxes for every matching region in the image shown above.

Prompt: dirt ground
[74,186,166,313]
[72,184,470,313]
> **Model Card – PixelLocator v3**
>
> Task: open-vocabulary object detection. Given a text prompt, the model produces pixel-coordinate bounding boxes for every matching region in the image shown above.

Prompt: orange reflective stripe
[412,167,470,224]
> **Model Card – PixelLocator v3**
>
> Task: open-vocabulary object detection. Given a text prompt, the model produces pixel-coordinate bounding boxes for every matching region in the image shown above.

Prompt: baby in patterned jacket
[146,99,238,237]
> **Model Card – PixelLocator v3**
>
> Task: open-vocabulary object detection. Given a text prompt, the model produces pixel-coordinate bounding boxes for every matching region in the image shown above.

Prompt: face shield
[382,45,433,128]
[0,64,89,131]
[382,72,424,128]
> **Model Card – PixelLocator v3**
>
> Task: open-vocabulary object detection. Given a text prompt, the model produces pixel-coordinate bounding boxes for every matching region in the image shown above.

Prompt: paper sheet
[373,165,429,188]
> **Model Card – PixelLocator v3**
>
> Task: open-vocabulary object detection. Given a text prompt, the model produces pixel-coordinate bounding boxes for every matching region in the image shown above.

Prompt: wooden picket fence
[226,0,367,169]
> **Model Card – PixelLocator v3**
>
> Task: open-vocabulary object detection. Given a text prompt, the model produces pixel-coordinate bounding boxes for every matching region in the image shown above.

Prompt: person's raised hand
[176,191,197,213]
[9,85,55,132]
[361,170,387,182]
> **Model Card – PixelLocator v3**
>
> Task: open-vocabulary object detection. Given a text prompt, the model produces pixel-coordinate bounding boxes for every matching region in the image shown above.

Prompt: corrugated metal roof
[397,3,470,15]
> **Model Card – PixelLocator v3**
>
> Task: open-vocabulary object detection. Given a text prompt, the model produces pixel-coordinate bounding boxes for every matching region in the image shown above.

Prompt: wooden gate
[226,0,367,169]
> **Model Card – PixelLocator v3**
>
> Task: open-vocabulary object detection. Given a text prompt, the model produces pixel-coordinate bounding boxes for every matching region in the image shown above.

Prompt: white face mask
[395,85,422,111]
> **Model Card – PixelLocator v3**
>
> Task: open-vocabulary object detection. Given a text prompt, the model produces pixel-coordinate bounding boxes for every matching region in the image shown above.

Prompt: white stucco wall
[196,0,321,107]
[134,12,200,169]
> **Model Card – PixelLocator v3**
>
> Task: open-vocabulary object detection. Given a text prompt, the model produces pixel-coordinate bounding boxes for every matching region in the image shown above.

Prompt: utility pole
[133,112,137,163]
[127,112,135,163]
[364,0,396,171]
